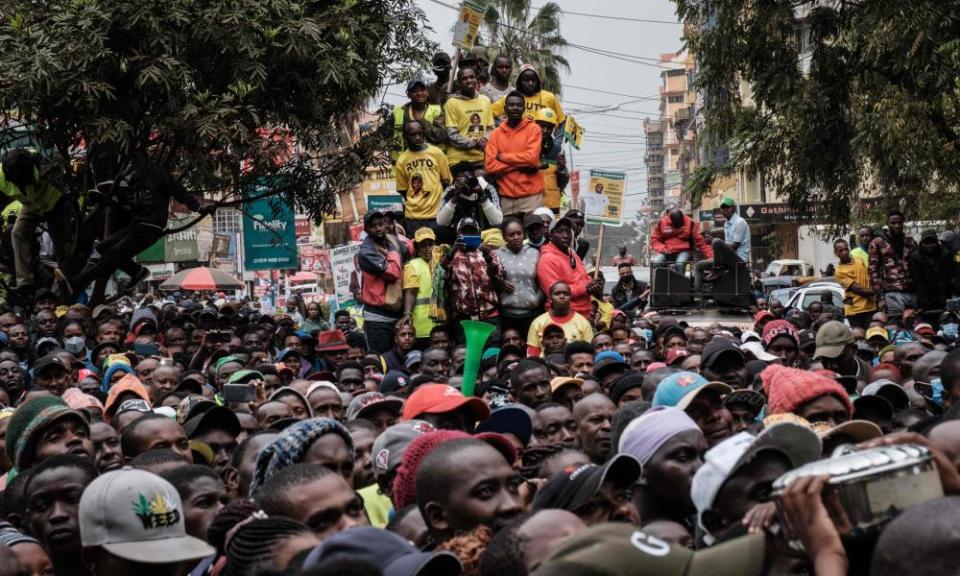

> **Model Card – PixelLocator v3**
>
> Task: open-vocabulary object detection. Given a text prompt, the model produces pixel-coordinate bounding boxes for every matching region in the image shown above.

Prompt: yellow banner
[452,1,486,49]
[563,115,584,150]
[583,170,626,225]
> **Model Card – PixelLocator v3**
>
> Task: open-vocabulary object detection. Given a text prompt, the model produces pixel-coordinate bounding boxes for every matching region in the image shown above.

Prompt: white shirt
[581,192,608,217]
[724,212,751,261]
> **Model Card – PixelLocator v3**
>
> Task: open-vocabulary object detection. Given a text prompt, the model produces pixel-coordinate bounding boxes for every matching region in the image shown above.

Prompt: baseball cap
[79,469,215,564]
[740,341,779,363]
[550,377,584,395]
[364,209,388,226]
[380,370,411,395]
[652,372,731,411]
[691,423,821,533]
[700,339,745,370]
[865,326,889,342]
[346,392,404,421]
[177,397,241,438]
[860,380,910,411]
[305,526,461,576]
[475,404,533,447]
[372,420,436,478]
[532,454,641,512]
[549,216,573,233]
[524,213,545,230]
[533,523,764,576]
[797,330,816,351]
[406,73,429,92]
[814,321,854,359]
[812,419,883,445]
[535,108,559,126]
[665,348,690,366]
[404,350,423,370]
[593,351,629,381]
[723,390,765,419]
[227,369,264,385]
[720,197,736,207]
[34,355,69,375]
[402,384,490,423]
[914,322,936,337]
[414,227,436,244]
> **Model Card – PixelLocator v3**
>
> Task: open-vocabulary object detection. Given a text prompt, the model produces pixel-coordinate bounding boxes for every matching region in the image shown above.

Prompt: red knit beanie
[761,364,853,416]
[391,429,518,509]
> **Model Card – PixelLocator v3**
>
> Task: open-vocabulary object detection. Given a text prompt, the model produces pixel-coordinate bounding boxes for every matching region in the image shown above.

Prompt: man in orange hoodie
[651,208,714,273]
[484,91,543,217]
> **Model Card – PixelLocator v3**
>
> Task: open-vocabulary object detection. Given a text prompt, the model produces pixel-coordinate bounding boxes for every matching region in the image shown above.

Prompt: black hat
[364,209,388,227]
[34,355,68,376]
[524,214,545,230]
[532,454,641,512]
[179,398,241,438]
[609,372,644,405]
[701,339,745,370]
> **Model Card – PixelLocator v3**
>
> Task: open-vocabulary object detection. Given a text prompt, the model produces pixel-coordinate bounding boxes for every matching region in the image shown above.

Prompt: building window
[667,95,684,103]
[214,208,240,233]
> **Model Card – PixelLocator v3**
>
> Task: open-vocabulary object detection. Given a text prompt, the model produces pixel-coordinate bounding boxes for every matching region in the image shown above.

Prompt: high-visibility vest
[408,257,436,338]
[392,104,444,161]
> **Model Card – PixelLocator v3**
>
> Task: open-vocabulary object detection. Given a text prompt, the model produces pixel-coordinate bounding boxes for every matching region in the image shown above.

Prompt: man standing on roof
[443,67,493,171]
[651,208,714,273]
[391,74,446,162]
[481,55,513,104]
[484,91,543,217]
[491,64,564,124]
[534,109,569,215]
[394,121,452,240]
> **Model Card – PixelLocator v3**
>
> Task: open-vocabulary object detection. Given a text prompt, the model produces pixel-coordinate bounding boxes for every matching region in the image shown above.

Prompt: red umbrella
[159,266,244,291]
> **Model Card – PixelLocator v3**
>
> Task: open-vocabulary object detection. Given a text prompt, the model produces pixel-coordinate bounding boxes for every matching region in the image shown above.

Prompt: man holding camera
[436,162,502,236]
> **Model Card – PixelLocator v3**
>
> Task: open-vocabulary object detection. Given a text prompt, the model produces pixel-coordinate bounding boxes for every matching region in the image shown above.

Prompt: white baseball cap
[690,422,821,535]
[80,468,214,563]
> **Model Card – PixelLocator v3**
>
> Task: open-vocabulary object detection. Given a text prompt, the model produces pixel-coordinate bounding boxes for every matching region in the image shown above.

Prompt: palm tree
[482,0,569,95]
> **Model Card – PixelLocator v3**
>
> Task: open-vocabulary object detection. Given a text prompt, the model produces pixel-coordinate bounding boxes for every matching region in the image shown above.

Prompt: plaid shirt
[868,232,917,292]
[447,246,505,319]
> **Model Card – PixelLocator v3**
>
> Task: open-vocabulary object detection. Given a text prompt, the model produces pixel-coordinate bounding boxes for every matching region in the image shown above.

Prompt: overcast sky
[404,0,684,216]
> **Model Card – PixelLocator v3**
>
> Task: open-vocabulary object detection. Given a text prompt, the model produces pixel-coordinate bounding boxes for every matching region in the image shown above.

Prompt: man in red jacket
[651,208,713,273]
[536,216,603,316]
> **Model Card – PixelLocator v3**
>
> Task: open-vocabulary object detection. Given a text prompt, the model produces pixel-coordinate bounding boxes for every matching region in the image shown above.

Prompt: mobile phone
[208,330,230,344]
[223,383,256,403]
[133,342,159,357]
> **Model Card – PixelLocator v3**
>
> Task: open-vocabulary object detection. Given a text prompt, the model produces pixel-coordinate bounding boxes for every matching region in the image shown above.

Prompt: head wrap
[100,362,134,393]
[249,418,354,497]
[103,373,151,421]
[617,407,701,465]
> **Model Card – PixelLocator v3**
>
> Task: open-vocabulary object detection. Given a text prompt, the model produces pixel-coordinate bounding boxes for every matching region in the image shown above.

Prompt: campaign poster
[329,242,362,309]
[452,1,486,49]
[582,170,626,226]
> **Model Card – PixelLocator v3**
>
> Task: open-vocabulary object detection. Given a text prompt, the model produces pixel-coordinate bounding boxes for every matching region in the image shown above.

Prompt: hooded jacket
[536,241,592,315]
[484,118,543,199]
[490,65,565,124]
[651,213,714,258]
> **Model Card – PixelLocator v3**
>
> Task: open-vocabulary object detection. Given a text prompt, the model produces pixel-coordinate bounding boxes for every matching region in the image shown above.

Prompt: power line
[425,0,675,69]
[548,8,682,25]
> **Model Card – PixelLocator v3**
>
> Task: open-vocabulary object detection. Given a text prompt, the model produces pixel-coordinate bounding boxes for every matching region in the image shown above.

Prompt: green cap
[533,524,764,576]
[720,197,736,207]
[227,369,265,385]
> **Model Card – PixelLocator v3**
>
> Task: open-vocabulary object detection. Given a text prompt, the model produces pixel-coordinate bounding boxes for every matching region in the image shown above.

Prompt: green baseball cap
[720,197,736,207]
[532,524,764,576]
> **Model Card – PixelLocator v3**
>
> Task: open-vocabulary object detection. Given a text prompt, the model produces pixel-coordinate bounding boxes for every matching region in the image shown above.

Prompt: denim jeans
[652,251,692,274]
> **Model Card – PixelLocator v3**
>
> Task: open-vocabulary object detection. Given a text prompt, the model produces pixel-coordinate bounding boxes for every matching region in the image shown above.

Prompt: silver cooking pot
[772,444,943,538]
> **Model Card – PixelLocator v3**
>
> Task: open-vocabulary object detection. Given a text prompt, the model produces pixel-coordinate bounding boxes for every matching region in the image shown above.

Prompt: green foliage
[0,0,435,221]
[674,0,960,233]
[482,0,569,95]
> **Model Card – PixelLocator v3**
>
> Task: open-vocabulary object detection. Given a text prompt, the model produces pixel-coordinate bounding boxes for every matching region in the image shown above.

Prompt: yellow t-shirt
[394,145,451,220]
[527,311,594,355]
[443,95,493,164]
[542,164,562,210]
[492,90,565,124]
[834,260,876,316]
[358,484,393,529]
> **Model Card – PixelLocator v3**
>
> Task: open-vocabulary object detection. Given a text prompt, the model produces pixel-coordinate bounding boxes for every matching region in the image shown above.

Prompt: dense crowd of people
[1,49,960,576]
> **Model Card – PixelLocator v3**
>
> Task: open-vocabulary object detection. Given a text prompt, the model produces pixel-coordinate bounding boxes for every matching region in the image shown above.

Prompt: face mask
[931,377,944,406]
[943,323,958,340]
[64,336,86,355]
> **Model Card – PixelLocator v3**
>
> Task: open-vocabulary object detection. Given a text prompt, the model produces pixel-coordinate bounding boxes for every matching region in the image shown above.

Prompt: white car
[785,281,845,312]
